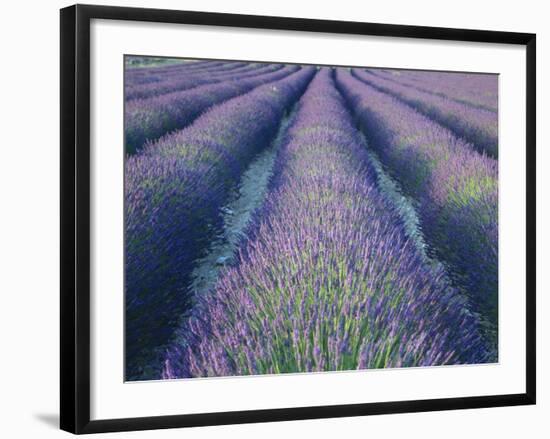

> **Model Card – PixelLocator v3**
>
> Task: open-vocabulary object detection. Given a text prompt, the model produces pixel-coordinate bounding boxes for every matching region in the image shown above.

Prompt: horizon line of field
[126,60,498,114]
[124,59,498,117]
[125,55,500,77]
[126,64,500,382]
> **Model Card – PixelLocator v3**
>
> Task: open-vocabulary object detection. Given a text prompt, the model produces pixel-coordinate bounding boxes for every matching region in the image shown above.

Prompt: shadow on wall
[34,413,58,430]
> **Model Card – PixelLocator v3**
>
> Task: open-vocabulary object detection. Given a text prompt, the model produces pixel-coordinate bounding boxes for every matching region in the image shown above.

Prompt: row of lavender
[335,69,498,339]
[353,69,498,158]
[162,69,490,379]
[125,60,232,85]
[125,62,280,100]
[125,67,316,380]
[125,64,301,154]
[369,68,498,112]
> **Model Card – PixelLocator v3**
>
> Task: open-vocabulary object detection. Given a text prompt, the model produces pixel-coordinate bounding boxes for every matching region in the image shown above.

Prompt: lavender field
[124,57,498,381]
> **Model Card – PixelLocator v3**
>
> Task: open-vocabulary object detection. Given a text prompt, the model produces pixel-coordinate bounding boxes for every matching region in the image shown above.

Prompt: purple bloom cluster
[368,68,498,113]
[335,68,498,335]
[125,63,281,101]
[125,64,300,154]
[125,67,316,380]
[352,69,498,158]
[162,68,489,379]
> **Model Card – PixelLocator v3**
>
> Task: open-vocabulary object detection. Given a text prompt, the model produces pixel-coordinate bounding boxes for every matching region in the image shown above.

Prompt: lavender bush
[125,67,316,380]
[335,68,498,338]
[125,64,300,154]
[352,69,498,158]
[162,69,489,379]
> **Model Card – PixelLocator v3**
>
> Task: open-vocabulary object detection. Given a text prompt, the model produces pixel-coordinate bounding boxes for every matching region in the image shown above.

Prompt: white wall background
[0,0,546,437]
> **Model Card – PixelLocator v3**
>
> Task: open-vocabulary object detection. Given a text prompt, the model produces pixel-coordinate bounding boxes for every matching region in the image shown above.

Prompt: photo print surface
[124,56,498,382]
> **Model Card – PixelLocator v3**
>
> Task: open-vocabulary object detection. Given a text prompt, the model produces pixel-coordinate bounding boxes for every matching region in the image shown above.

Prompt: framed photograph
[60,4,536,434]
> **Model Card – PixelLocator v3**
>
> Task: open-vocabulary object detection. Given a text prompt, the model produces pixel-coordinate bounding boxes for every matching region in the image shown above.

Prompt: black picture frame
[60,3,536,434]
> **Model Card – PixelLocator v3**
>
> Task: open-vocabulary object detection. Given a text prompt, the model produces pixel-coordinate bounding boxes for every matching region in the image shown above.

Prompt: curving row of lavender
[125,60,237,85]
[352,69,498,158]
[125,67,316,380]
[335,69,498,338]
[125,61,256,99]
[162,69,489,379]
[125,61,257,91]
[127,59,227,75]
[125,64,301,154]
[125,63,283,101]
[125,61,224,85]
[404,69,498,110]
[368,69,498,113]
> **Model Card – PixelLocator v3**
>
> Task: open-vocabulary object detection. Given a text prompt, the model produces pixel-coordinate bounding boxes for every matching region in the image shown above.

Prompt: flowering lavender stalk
[368,68,498,113]
[335,68,498,336]
[352,69,498,158]
[162,68,489,379]
[125,63,284,101]
[125,64,300,154]
[125,67,316,380]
